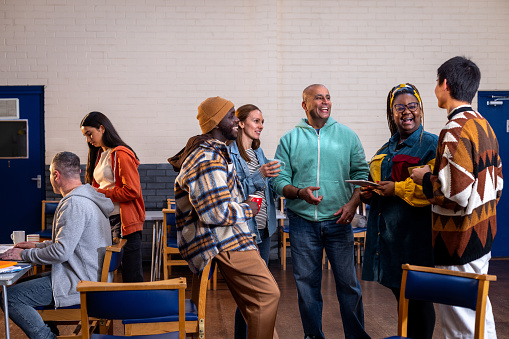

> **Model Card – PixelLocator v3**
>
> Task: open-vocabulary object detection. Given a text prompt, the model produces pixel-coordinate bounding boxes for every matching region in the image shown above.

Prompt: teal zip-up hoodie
[273,117,369,222]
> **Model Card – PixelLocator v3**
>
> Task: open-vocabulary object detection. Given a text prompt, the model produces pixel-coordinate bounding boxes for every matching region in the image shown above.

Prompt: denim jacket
[361,125,438,288]
[228,141,277,242]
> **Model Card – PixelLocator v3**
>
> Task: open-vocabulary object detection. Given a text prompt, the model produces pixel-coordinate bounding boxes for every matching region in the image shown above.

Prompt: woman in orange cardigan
[80,111,145,282]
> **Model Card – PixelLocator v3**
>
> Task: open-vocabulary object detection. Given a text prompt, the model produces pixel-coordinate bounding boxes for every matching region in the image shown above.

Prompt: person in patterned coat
[412,56,503,339]
[169,96,280,339]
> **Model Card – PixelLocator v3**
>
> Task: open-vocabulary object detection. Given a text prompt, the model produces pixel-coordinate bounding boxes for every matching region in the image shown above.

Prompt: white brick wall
[1,0,508,164]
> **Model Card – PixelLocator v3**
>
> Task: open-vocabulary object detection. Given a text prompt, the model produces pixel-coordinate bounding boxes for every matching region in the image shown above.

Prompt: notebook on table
[0,260,17,269]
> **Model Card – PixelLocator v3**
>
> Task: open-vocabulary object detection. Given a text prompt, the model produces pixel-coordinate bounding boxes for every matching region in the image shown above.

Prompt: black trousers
[109,214,144,282]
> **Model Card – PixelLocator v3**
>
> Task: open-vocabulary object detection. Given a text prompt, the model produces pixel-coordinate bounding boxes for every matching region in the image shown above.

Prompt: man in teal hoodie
[273,84,370,339]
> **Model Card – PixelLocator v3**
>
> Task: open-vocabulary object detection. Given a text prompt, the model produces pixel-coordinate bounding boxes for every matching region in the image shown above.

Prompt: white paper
[0,245,13,254]
[345,180,379,187]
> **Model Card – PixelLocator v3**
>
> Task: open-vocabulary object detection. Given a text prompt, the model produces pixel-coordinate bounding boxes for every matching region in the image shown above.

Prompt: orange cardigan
[93,146,145,236]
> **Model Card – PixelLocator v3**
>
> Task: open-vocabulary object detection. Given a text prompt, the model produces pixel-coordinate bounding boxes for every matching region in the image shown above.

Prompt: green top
[273,117,368,222]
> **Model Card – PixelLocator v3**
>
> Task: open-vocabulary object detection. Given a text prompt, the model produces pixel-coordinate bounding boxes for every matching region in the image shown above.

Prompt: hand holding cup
[245,195,261,216]
[260,160,285,177]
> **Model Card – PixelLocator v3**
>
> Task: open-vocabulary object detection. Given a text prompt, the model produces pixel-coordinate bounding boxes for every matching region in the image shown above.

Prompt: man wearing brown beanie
[169,96,280,339]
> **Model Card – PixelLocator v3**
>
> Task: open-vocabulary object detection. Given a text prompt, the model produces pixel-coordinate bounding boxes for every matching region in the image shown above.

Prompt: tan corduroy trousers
[214,250,280,339]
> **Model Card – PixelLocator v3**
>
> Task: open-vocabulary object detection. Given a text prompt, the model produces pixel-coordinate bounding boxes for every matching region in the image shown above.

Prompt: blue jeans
[2,274,56,339]
[287,209,369,339]
[234,227,271,339]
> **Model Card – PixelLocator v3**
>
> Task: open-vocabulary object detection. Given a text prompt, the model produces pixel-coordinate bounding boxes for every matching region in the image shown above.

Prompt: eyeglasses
[393,102,419,114]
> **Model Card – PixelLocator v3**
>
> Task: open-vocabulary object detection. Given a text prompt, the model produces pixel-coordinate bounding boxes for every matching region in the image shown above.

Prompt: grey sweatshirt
[21,184,113,307]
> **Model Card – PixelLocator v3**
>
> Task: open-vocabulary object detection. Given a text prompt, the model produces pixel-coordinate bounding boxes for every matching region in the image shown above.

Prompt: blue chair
[162,200,187,280]
[37,239,127,336]
[123,261,212,339]
[36,200,59,240]
[385,264,497,339]
[78,278,187,339]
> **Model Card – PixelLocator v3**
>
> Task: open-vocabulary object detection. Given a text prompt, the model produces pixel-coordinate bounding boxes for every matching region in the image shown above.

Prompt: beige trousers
[214,250,280,339]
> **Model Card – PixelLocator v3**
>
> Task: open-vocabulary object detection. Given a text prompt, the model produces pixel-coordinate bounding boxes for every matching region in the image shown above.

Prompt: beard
[218,123,237,141]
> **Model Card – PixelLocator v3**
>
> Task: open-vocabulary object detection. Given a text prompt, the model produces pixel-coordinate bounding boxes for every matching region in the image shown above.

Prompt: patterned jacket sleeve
[423,117,503,209]
[180,156,253,226]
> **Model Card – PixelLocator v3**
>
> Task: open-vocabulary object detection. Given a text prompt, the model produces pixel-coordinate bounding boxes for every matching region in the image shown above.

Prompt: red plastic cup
[248,195,262,213]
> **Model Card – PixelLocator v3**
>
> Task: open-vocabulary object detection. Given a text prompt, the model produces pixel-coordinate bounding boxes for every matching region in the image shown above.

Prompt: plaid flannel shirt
[174,138,256,273]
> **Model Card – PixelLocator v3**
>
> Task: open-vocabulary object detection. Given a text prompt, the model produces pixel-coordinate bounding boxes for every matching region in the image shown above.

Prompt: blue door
[478,91,509,257]
[0,86,45,244]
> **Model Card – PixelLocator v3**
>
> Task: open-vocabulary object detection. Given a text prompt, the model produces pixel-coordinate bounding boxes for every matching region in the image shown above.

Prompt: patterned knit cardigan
[422,106,503,265]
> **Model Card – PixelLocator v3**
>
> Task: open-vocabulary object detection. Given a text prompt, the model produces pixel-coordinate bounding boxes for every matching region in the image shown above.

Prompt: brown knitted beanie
[197,96,234,134]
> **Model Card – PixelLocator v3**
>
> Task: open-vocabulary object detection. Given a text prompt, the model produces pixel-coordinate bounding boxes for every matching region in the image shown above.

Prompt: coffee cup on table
[11,230,25,245]
[27,234,40,243]
[268,159,285,171]
[248,195,263,213]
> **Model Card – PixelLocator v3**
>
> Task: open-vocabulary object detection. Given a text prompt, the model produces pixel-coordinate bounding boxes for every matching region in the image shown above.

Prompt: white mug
[11,230,25,245]
[269,159,286,171]
[27,234,40,243]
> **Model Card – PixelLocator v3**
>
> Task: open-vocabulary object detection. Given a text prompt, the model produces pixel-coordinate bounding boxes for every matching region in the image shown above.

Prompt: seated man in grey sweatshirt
[0,151,113,339]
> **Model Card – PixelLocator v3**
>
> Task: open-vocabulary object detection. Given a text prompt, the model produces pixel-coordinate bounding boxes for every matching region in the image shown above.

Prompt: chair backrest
[121,261,211,337]
[191,260,211,337]
[167,198,176,209]
[78,278,186,339]
[192,260,212,315]
[163,205,177,246]
[101,239,127,282]
[42,200,59,231]
[398,264,496,338]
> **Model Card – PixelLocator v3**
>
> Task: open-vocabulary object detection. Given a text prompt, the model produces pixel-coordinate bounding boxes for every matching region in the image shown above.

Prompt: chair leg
[213,267,217,290]
[281,231,287,271]
[322,249,331,270]
[163,252,168,280]
[208,267,218,290]
[322,249,326,269]
[356,241,361,264]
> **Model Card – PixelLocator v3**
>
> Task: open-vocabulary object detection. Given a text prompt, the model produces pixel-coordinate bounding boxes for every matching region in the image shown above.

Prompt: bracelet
[296,188,302,199]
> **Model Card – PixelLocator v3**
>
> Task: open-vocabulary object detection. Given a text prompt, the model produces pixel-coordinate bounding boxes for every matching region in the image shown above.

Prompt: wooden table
[0,264,32,339]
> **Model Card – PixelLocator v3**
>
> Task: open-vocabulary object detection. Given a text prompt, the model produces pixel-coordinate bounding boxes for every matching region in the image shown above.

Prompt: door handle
[31,174,41,189]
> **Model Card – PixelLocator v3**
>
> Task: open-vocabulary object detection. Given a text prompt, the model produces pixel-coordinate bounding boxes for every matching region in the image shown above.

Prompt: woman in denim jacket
[228,104,281,339]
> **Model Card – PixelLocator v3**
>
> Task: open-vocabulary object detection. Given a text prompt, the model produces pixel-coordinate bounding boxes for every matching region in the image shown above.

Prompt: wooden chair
[36,200,59,240]
[78,278,186,339]
[101,238,127,282]
[36,239,127,337]
[123,261,212,339]
[353,202,368,264]
[32,200,59,273]
[385,264,497,339]
[162,200,188,280]
[278,197,290,270]
[353,228,367,264]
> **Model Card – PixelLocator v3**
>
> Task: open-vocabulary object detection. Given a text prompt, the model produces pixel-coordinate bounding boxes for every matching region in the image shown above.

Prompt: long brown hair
[235,104,262,162]
[80,111,137,184]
